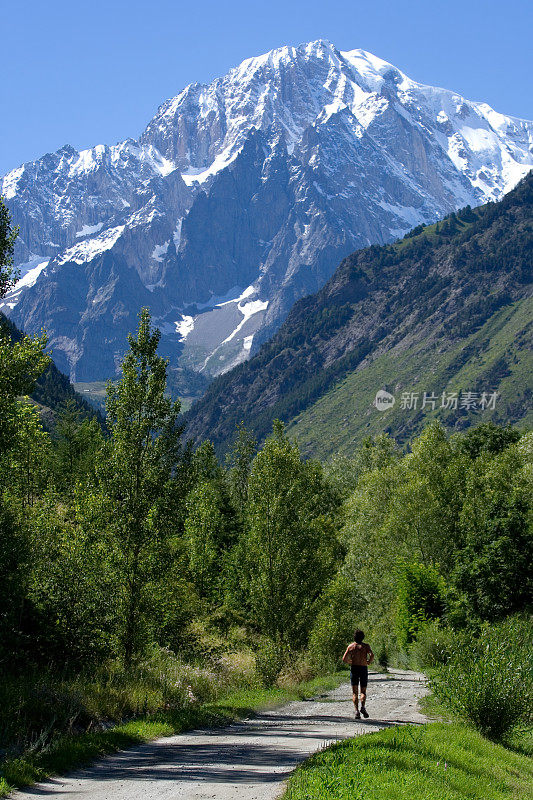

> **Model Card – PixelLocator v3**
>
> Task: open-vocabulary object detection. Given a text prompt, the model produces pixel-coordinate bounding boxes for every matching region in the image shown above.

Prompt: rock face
[2,40,532,382]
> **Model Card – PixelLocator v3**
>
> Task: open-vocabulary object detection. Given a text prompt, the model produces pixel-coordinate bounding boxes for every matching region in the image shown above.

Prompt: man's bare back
[342,641,374,666]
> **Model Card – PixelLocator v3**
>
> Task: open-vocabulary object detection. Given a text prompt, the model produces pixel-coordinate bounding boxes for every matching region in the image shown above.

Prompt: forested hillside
[0,312,102,428]
[185,173,533,456]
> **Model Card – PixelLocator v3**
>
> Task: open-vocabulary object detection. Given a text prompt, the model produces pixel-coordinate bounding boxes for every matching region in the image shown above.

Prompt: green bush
[430,616,533,740]
[410,621,454,669]
[255,639,286,686]
[308,572,366,673]
[395,561,446,648]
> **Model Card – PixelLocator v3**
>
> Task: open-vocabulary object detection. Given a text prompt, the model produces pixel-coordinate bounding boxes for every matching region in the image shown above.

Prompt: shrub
[430,616,533,740]
[395,561,446,648]
[368,625,398,670]
[277,653,316,690]
[410,621,454,669]
[255,640,286,686]
[308,572,367,673]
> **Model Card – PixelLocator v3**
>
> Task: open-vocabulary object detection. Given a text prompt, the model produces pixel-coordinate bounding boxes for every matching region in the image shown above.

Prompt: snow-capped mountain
[2,40,532,383]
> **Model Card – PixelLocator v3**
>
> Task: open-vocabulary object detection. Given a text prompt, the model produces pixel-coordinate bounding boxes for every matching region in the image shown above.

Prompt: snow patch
[58,225,124,265]
[154,154,175,177]
[220,298,269,346]
[181,149,240,186]
[76,222,104,238]
[151,240,170,262]
[0,256,50,312]
[2,165,24,199]
[377,200,423,228]
[460,126,497,153]
[175,315,195,341]
[15,259,49,290]
[193,285,246,311]
[218,284,255,306]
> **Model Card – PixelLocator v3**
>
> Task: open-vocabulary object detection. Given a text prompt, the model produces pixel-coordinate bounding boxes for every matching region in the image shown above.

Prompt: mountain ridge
[2,40,532,385]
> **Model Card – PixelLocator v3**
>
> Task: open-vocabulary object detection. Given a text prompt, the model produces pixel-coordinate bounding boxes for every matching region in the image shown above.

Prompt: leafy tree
[191,440,224,484]
[0,327,49,455]
[225,423,257,516]
[240,421,339,651]
[454,421,521,459]
[0,196,18,298]
[8,402,50,506]
[396,422,467,568]
[341,459,405,629]
[100,308,184,662]
[308,570,366,672]
[452,435,533,622]
[184,480,225,600]
[25,491,122,664]
[0,202,50,666]
[326,433,399,497]
[340,423,462,638]
[53,400,104,490]
[184,441,242,607]
[0,503,27,666]
[0,202,49,454]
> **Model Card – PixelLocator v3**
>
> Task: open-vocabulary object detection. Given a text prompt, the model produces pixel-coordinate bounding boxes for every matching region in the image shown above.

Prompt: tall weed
[430,616,533,740]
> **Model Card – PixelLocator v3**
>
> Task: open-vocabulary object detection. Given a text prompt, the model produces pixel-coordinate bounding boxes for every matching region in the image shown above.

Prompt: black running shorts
[350,665,368,688]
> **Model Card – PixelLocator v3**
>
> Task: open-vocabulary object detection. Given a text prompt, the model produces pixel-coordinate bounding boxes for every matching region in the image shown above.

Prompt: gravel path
[12,669,428,800]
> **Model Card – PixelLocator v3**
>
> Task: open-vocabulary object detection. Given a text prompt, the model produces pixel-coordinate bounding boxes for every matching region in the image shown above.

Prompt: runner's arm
[342,645,353,664]
[366,645,375,665]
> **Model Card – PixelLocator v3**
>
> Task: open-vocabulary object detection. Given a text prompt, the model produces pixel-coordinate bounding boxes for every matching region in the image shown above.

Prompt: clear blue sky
[2,0,532,176]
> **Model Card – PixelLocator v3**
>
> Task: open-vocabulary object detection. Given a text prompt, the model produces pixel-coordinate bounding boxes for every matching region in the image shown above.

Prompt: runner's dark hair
[354,630,365,643]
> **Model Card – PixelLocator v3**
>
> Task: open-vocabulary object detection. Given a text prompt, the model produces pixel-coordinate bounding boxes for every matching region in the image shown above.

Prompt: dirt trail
[12,669,427,800]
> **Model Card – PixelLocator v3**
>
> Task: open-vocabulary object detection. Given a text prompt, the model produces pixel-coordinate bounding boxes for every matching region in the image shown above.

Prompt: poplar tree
[101,308,184,663]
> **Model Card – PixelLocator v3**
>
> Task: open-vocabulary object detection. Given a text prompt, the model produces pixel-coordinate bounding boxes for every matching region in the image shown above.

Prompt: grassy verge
[418,688,453,722]
[0,673,344,797]
[283,722,533,800]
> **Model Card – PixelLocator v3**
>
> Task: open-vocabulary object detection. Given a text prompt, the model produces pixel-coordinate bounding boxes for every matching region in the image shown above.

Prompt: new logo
[374,390,395,412]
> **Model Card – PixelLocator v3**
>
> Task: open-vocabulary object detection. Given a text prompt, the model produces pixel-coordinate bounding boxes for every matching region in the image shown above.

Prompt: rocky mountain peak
[2,42,532,385]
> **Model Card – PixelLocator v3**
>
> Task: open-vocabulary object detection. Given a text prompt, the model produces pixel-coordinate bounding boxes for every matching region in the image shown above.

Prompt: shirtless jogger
[342,629,374,719]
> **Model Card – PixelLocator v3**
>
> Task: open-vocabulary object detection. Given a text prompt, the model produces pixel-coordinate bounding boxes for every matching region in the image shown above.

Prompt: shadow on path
[13,672,428,799]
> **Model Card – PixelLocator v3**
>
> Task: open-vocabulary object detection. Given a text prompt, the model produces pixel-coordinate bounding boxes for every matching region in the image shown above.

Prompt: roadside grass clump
[284,722,533,800]
[430,616,533,741]
[276,652,316,690]
[410,620,455,669]
[0,648,344,799]
[0,645,262,756]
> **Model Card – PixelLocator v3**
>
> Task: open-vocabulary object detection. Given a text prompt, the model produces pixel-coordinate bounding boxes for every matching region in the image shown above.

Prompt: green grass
[73,381,109,414]
[289,297,533,458]
[283,722,533,800]
[73,381,197,414]
[0,673,344,797]
[418,690,453,722]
